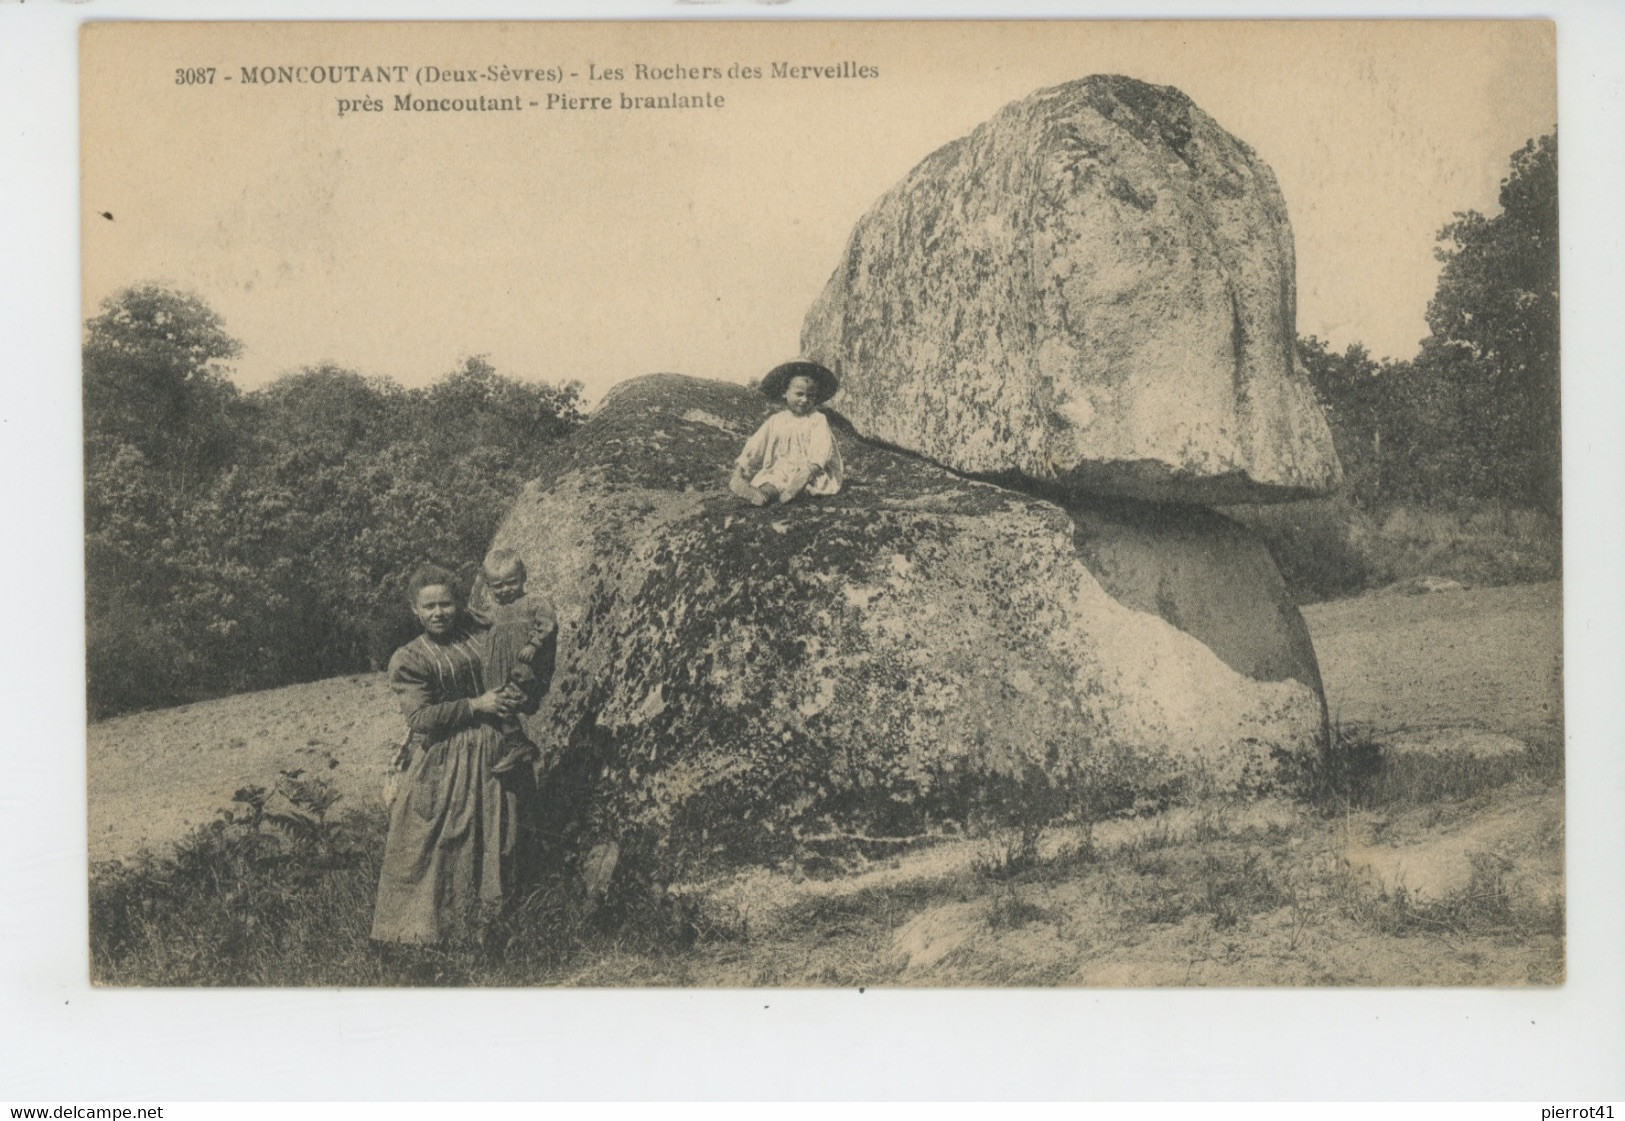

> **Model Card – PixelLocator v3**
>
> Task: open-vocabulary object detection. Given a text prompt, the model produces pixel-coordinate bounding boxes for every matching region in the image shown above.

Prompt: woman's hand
[470,688,517,718]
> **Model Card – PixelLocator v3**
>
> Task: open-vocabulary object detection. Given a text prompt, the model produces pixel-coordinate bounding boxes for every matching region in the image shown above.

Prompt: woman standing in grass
[371,565,537,945]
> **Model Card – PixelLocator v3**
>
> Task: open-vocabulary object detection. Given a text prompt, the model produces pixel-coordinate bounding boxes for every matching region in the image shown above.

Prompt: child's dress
[471,594,557,775]
[737,409,844,502]
[479,595,557,696]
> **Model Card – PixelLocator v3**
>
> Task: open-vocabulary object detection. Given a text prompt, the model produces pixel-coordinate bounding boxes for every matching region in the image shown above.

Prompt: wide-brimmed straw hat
[759,360,839,404]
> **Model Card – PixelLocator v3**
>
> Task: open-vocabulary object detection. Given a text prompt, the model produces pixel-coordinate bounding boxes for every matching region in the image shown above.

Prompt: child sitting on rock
[729,360,845,506]
[469,548,558,776]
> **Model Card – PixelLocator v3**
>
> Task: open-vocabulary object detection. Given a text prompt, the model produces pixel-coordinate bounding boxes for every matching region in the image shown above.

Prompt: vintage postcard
[81,19,1562,989]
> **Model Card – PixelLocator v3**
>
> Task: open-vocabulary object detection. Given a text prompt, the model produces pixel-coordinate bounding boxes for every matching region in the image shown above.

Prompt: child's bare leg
[730,472,770,506]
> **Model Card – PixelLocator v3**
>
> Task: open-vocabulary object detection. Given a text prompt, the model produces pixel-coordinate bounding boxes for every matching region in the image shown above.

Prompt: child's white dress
[737,409,845,501]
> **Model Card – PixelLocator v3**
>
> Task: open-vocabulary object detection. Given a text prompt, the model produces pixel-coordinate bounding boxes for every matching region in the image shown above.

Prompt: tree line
[84,287,584,718]
[83,132,1556,717]
[1297,132,1559,516]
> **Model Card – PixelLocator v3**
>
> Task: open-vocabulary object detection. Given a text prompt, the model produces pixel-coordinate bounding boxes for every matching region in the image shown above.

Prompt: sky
[81,20,1556,402]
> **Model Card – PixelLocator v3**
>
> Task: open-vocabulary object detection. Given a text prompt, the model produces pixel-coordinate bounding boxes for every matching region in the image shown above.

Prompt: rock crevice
[491,375,1326,868]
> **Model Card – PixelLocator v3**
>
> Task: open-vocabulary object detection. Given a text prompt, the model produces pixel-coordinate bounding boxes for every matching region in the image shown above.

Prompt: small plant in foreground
[965,755,1121,882]
[1200,851,1285,930]
[1338,850,1561,941]
[1282,722,1386,810]
[90,800,382,985]
[91,769,745,986]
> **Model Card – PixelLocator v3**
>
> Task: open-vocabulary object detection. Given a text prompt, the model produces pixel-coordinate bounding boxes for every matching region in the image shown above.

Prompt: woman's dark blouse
[386,625,491,737]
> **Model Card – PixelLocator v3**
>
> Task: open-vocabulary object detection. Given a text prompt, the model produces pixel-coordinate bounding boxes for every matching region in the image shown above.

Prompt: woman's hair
[406,564,459,605]
[759,360,839,404]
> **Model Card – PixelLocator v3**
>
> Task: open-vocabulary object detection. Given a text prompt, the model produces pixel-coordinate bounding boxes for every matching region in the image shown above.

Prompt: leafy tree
[416,355,584,461]
[83,287,248,715]
[248,364,412,465]
[1300,134,1559,515]
[1414,132,1560,512]
[237,359,585,673]
[1298,336,1389,506]
[83,294,587,719]
[83,286,244,497]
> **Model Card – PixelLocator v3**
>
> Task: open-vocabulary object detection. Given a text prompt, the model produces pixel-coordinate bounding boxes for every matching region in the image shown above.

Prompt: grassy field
[87,582,1564,987]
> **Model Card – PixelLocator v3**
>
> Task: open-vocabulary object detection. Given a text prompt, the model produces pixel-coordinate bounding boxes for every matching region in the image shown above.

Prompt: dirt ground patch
[87,675,403,863]
[1303,580,1562,742]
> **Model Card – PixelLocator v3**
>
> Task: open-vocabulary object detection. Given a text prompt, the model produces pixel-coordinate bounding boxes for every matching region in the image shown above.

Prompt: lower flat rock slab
[491,374,1327,868]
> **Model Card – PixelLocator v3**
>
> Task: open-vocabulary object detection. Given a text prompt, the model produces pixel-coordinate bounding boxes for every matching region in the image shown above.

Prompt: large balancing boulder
[801,75,1341,505]
[492,374,1326,869]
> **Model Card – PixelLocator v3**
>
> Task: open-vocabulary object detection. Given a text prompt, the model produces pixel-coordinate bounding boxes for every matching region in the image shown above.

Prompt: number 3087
[175,67,216,84]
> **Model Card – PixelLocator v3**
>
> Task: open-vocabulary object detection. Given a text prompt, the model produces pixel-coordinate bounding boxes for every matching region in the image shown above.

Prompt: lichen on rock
[801,74,1341,505]
[488,374,1326,871]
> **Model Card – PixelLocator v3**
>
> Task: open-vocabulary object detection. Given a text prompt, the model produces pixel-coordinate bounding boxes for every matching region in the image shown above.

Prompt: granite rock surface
[487,374,1327,868]
[801,75,1341,504]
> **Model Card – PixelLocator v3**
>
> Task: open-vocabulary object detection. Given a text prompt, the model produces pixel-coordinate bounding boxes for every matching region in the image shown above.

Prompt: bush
[1226,496,1561,604]
[84,288,586,719]
[1224,497,1373,602]
[1279,722,1386,811]
[90,773,382,985]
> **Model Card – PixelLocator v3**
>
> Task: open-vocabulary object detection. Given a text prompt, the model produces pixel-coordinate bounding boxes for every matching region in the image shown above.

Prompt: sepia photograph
[76,18,1568,993]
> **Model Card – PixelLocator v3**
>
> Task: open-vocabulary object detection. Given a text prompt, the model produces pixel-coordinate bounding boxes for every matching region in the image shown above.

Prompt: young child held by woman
[469,548,558,776]
[729,360,845,506]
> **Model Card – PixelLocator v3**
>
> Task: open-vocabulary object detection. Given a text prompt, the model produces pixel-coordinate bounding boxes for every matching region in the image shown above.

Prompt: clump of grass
[1286,718,1561,815]
[1338,851,1562,941]
[987,886,1057,932]
[1116,842,1287,931]
[967,763,1074,881]
[1281,723,1386,811]
[1199,851,1285,930]
[1369,750,1530,807]
[971,804,1103,882]
[1046,826,1099,874]
[90,771,386,986]
[89,768,728,987]
[1128,891,1192,927]
[972,827,1044,881]
[964,755,1133,882]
